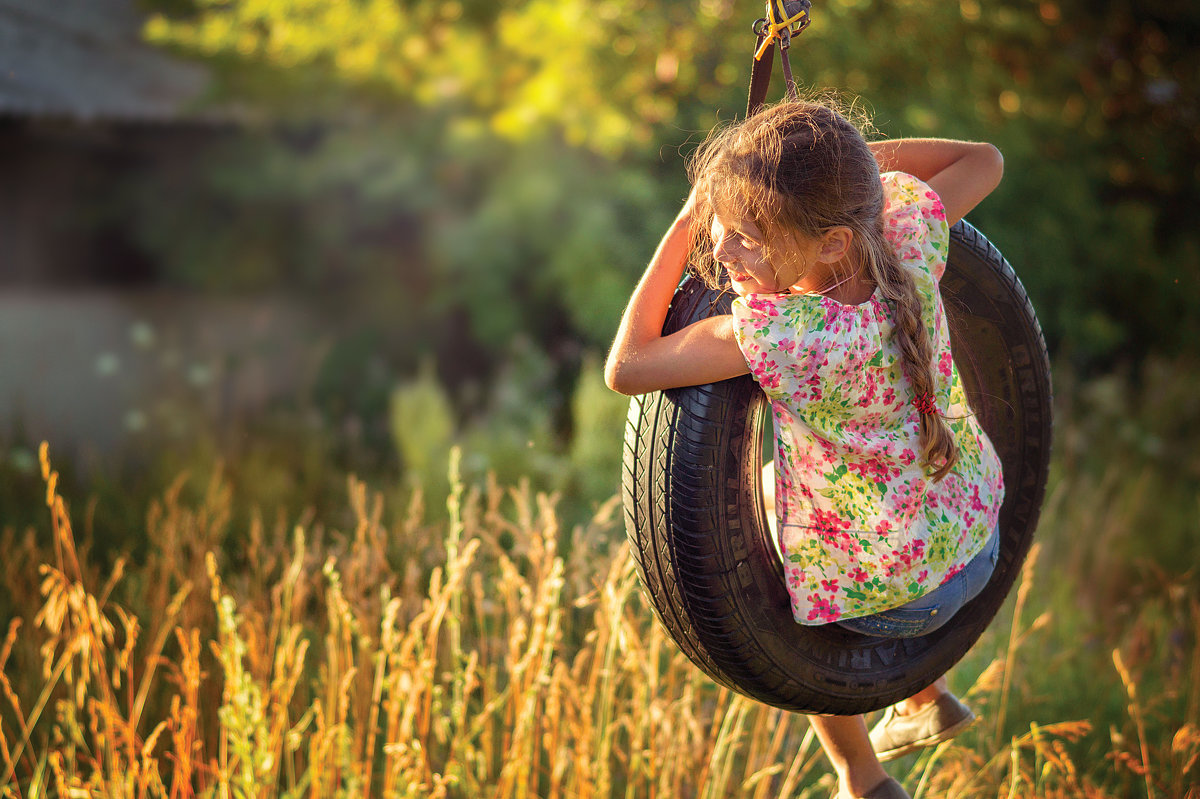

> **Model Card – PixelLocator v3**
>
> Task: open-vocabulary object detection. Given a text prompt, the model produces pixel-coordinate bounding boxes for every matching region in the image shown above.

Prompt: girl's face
[711,212,815,296]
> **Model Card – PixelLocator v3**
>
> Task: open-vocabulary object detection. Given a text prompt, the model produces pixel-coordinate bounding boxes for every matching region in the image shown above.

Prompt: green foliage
[432,143,673,347]
[390,361,456,500]
[143,0,735,156]
[457,338,563,487]
[567,354,633,509]
[389,343,628,513]
[1046,356,1200,594]
[136,0,1200,373]
[120,124,436,293]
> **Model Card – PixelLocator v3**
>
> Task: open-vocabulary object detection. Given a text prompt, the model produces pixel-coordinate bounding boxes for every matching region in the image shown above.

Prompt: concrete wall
[0,290,318,456]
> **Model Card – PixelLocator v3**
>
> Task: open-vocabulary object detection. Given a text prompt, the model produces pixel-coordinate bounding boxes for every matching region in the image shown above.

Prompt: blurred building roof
[0,0,213,122]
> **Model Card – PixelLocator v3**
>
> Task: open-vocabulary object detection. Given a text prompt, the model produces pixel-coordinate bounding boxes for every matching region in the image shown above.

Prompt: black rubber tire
[621,220,1053,715]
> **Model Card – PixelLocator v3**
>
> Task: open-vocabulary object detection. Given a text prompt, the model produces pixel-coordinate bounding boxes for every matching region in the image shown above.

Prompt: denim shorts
[834,528,1000,638]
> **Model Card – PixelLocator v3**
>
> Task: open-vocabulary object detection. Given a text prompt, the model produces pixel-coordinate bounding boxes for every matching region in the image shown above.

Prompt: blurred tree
[144,0,743,155]
[139,0,1199,377]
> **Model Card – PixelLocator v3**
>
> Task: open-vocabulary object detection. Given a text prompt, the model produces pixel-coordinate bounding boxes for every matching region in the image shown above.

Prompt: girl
[605,100,1006,799]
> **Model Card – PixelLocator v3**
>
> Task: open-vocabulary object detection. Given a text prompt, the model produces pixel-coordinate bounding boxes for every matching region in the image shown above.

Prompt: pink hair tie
[914,393,939,415]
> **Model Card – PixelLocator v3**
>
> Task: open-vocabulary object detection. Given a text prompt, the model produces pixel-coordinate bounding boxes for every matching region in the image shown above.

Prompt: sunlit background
[3,0,1196,493]
[1,0,1198,795]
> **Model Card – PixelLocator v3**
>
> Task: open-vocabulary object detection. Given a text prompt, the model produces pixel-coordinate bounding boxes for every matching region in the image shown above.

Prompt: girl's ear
[817,227,854,263]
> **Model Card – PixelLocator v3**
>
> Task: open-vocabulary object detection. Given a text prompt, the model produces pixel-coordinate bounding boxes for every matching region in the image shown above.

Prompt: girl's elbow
[604,357,639,396]
[980,143,1004,187]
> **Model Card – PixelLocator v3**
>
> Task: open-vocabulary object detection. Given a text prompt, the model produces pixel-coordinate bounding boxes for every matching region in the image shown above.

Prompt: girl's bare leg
[762,460,777,537]
[807,714,891,798]
[896,675,948,715]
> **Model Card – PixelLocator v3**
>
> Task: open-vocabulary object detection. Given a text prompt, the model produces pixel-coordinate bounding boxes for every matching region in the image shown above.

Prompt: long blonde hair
[688,99,959,480]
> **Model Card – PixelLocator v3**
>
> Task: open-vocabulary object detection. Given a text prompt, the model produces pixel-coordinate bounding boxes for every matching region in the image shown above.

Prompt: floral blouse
[731,172,1005,625]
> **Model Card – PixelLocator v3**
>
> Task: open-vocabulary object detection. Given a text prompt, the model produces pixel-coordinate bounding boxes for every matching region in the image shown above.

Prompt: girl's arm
[604,198,749,396]
[868,138,1003,225]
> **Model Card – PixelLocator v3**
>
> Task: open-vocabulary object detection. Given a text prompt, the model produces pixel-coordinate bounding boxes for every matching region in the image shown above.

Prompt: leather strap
[746,0,810,118]
[746,34,775,117]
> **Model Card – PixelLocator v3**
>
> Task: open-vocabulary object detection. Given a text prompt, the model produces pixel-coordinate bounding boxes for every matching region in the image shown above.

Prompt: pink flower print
[894,493,920,525]
[821,578,839,594]
[882,388,896,406]
[776,337,796,356]
[746,297,779,316]
[899,448,916,466]
[806,594,841,623]
[938,351,953,377]
[911,539,926,559]
[748,352,777,379]
[917,569,929,584]
[874,519,892,536]
[866,459,895,484]
[759,371,781,390]
[821,531,854,552]
[812,509,852,531]
[925,192,947,221]
[856,380,878,408]
[849,567,869,583]
[970,484,985,513]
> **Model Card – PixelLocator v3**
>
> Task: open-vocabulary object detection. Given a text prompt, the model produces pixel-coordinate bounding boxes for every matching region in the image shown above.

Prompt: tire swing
[621,222,1053,716]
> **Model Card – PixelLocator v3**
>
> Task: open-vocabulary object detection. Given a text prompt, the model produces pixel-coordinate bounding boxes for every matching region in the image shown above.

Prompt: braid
[868,229,959,481]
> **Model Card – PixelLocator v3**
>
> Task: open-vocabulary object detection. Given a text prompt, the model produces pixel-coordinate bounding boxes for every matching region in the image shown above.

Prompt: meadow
[0,358,1197,799]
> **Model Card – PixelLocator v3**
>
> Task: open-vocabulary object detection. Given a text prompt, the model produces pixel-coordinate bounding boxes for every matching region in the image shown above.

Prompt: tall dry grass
[1,440,1197,798]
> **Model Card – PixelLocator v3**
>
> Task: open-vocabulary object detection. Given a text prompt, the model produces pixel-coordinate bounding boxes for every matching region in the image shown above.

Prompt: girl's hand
[868,139,1003,225]
[678,184,703,225]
